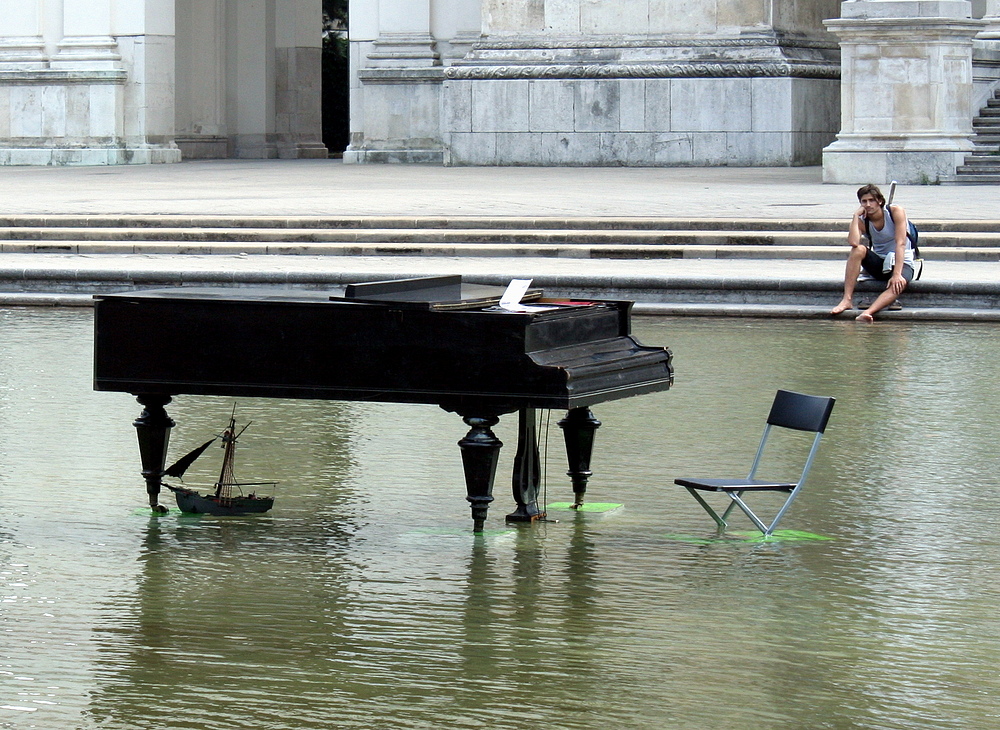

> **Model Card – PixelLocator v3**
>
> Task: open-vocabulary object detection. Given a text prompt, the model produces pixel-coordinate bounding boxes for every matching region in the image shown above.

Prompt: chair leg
[727,493,773,536]
[685,488,728,529]
[720,492,743,522]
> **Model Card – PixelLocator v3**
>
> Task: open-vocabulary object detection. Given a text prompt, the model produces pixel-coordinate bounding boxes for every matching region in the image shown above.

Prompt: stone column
[113,0,183,163]
[823,0,985,184]
[274,0,328,158]
[51,0,121,69]
[368,0,437,67]
[226,0,277,158]
[344,0,448,162]
[980,0,1000,37]
[174,0,229,158]
[0,1,46,68]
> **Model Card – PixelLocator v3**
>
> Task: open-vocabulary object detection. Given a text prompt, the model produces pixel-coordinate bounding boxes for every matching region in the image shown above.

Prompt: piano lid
[332,275,545,311]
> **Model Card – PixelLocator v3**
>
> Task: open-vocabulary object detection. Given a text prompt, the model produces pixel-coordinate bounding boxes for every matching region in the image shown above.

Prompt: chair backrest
[766,390,836,433]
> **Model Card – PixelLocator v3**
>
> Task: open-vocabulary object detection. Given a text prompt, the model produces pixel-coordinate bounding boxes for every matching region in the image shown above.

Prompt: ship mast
[214,409,249,499]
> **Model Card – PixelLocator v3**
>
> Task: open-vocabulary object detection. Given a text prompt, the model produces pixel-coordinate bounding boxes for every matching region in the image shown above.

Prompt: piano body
[93,276,673,530]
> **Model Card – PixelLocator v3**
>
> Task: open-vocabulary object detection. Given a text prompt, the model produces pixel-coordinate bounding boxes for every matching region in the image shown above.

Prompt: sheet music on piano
[498,279,560,313]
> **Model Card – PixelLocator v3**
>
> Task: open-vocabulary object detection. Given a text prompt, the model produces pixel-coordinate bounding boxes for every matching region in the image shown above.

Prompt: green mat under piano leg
[546,502,623,513]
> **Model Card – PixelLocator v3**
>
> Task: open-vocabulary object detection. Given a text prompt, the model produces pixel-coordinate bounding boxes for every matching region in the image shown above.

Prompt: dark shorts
[862,248,914,282]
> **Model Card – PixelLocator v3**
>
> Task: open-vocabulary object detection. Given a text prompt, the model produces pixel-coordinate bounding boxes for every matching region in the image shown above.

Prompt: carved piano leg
[133,394,174,514]
[457,415,502,532]
[558,407,602,508]
[507,408,545,523]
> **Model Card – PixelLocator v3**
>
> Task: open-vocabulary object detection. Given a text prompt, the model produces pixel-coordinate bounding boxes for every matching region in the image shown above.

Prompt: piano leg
[506,408,545,523]
[457,414,503,532]
[559,407,602,508]
[133,394,174,514]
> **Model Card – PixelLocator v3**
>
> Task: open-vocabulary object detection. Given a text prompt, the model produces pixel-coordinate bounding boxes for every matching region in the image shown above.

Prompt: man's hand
[887,273,906,295]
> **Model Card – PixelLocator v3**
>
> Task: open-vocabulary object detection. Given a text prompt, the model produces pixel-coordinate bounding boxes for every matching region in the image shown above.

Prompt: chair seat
[674,477,796,492]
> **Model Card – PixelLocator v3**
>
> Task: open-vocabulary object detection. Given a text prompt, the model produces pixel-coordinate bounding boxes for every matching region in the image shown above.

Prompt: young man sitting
[830,184,916,323]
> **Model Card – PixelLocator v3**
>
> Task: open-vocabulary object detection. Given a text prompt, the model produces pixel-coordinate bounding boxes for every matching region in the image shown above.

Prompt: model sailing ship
[161,407,276,515]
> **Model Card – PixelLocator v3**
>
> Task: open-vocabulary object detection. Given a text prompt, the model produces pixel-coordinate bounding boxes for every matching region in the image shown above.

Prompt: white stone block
[471,80,529,132]
[497,131,542,162]
[751,78,793,132]
[651,132,695,164]
[528,79,575,132]
[581,0,650,34]
[536,132,601,164]
[643,79,673,133]
[619,79,645,132]
[574,79,619,132]
[443,80,473,133]
[40,85,67,137]
[671,78,752,132]
[649,0,716,33]
[89,84,121,137]
[10,87,42,137]
[540,0,582,35]
[449,131,498,164]
[0,87,10,138]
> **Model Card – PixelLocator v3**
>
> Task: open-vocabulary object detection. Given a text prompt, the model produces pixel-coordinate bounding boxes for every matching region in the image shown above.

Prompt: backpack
[864,205,922,279]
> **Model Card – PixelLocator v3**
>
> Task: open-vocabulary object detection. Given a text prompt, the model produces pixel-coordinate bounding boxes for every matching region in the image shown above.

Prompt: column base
[823,146,970,184]
[343,146,445,164]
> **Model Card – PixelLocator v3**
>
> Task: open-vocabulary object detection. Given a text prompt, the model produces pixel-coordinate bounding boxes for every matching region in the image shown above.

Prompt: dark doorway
[322,0,349,154]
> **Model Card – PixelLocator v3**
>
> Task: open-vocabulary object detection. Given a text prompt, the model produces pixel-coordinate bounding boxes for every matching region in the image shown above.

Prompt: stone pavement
[0,159,998,319]
[1,158,998,220]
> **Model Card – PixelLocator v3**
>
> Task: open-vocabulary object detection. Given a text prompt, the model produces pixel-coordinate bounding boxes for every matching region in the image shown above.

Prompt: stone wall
[347,0,843,165]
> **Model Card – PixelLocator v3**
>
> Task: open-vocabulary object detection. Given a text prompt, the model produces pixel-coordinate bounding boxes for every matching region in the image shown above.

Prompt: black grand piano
[93,276,673,530]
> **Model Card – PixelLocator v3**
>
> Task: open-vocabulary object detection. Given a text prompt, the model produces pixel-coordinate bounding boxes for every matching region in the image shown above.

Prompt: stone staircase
[0,215,998,261]
[954,88,1000,183]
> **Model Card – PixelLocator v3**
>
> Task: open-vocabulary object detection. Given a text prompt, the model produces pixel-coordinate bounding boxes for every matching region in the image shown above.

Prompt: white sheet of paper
[499,278,557,313]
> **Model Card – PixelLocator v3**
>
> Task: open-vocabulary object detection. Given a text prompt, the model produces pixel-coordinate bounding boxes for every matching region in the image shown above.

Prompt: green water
[2,308,1000,729]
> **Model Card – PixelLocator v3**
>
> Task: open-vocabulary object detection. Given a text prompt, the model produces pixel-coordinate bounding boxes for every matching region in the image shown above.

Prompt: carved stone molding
[471,36,838,52]
[443,61,840,80]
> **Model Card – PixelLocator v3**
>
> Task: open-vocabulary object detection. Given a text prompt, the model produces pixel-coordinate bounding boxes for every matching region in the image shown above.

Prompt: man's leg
[856,264,914,322]
[830,243,868,315]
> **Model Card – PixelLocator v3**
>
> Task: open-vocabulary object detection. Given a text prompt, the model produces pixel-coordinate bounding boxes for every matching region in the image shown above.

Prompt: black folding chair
[674,390,835,536]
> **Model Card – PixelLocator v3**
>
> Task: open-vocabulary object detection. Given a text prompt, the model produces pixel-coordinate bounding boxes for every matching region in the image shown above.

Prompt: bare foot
[830,299,854,315]
[855,312,874,323]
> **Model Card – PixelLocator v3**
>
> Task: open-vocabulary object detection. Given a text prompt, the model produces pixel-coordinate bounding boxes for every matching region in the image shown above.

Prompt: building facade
[0,0,325,165]
[1,0,998,181]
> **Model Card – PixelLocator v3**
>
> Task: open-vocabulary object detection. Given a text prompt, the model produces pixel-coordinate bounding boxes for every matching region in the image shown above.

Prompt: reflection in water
[2,310,1000,728]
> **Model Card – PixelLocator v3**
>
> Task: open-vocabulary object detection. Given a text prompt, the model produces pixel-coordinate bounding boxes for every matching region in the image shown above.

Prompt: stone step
[2,260,998,315]
[948,173,1000,184]
[978,106,1000,118]
[0,214,997,234]
[2,227,999,250]
[959,158,1000,171]
[1,240,996,261]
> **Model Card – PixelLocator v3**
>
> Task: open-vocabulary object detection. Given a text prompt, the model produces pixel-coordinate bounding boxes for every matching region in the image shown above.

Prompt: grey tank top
[866,206,914,265]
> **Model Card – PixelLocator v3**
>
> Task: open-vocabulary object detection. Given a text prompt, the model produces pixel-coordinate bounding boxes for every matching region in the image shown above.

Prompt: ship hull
[165,484,274,515]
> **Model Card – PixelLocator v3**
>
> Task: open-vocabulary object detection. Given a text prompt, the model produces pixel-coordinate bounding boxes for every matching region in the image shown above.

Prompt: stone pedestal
[823,0,985,184]
[344,0,448,163]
